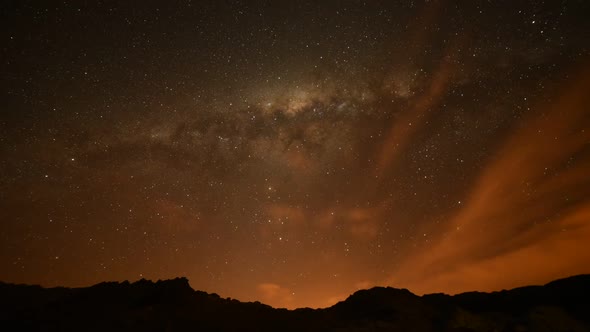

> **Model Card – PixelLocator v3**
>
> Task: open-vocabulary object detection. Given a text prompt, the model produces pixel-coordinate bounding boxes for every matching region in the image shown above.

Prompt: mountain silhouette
[1,275,589,331]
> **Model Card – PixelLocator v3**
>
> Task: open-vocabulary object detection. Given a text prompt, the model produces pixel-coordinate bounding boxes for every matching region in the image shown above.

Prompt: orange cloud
[315,203,391,240]
[375,42,460,180]
[388,63,590,295]
[264,203,389,241]
[346,207,380,240]
[266,204,306,225]
[284,149,314,172]
[257,283,294,308]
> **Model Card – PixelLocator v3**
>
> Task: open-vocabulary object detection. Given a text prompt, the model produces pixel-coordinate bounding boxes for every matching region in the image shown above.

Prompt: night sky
[2,1,590,309]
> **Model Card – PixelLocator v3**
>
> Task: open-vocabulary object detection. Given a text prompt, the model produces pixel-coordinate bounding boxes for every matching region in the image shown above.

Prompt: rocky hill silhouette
[1,275,589,331]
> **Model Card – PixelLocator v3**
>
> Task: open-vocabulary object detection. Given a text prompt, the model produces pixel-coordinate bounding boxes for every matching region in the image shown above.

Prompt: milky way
[1,1,589,308]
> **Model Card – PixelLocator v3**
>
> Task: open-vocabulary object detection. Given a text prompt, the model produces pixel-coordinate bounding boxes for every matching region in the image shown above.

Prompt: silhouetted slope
[1,275,589,331]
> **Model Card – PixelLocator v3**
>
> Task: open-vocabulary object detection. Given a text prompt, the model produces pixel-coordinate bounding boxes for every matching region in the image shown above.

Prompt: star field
[1,1,590,308]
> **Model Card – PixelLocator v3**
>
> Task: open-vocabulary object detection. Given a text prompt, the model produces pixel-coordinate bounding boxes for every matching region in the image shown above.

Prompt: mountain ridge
[1,274,589,331]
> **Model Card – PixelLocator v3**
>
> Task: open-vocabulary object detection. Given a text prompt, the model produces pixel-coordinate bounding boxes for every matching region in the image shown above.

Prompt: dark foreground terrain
[1,275,589,331]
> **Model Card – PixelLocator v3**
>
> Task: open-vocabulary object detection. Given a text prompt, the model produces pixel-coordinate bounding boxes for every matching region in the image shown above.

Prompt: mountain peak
[154,276,191,288]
